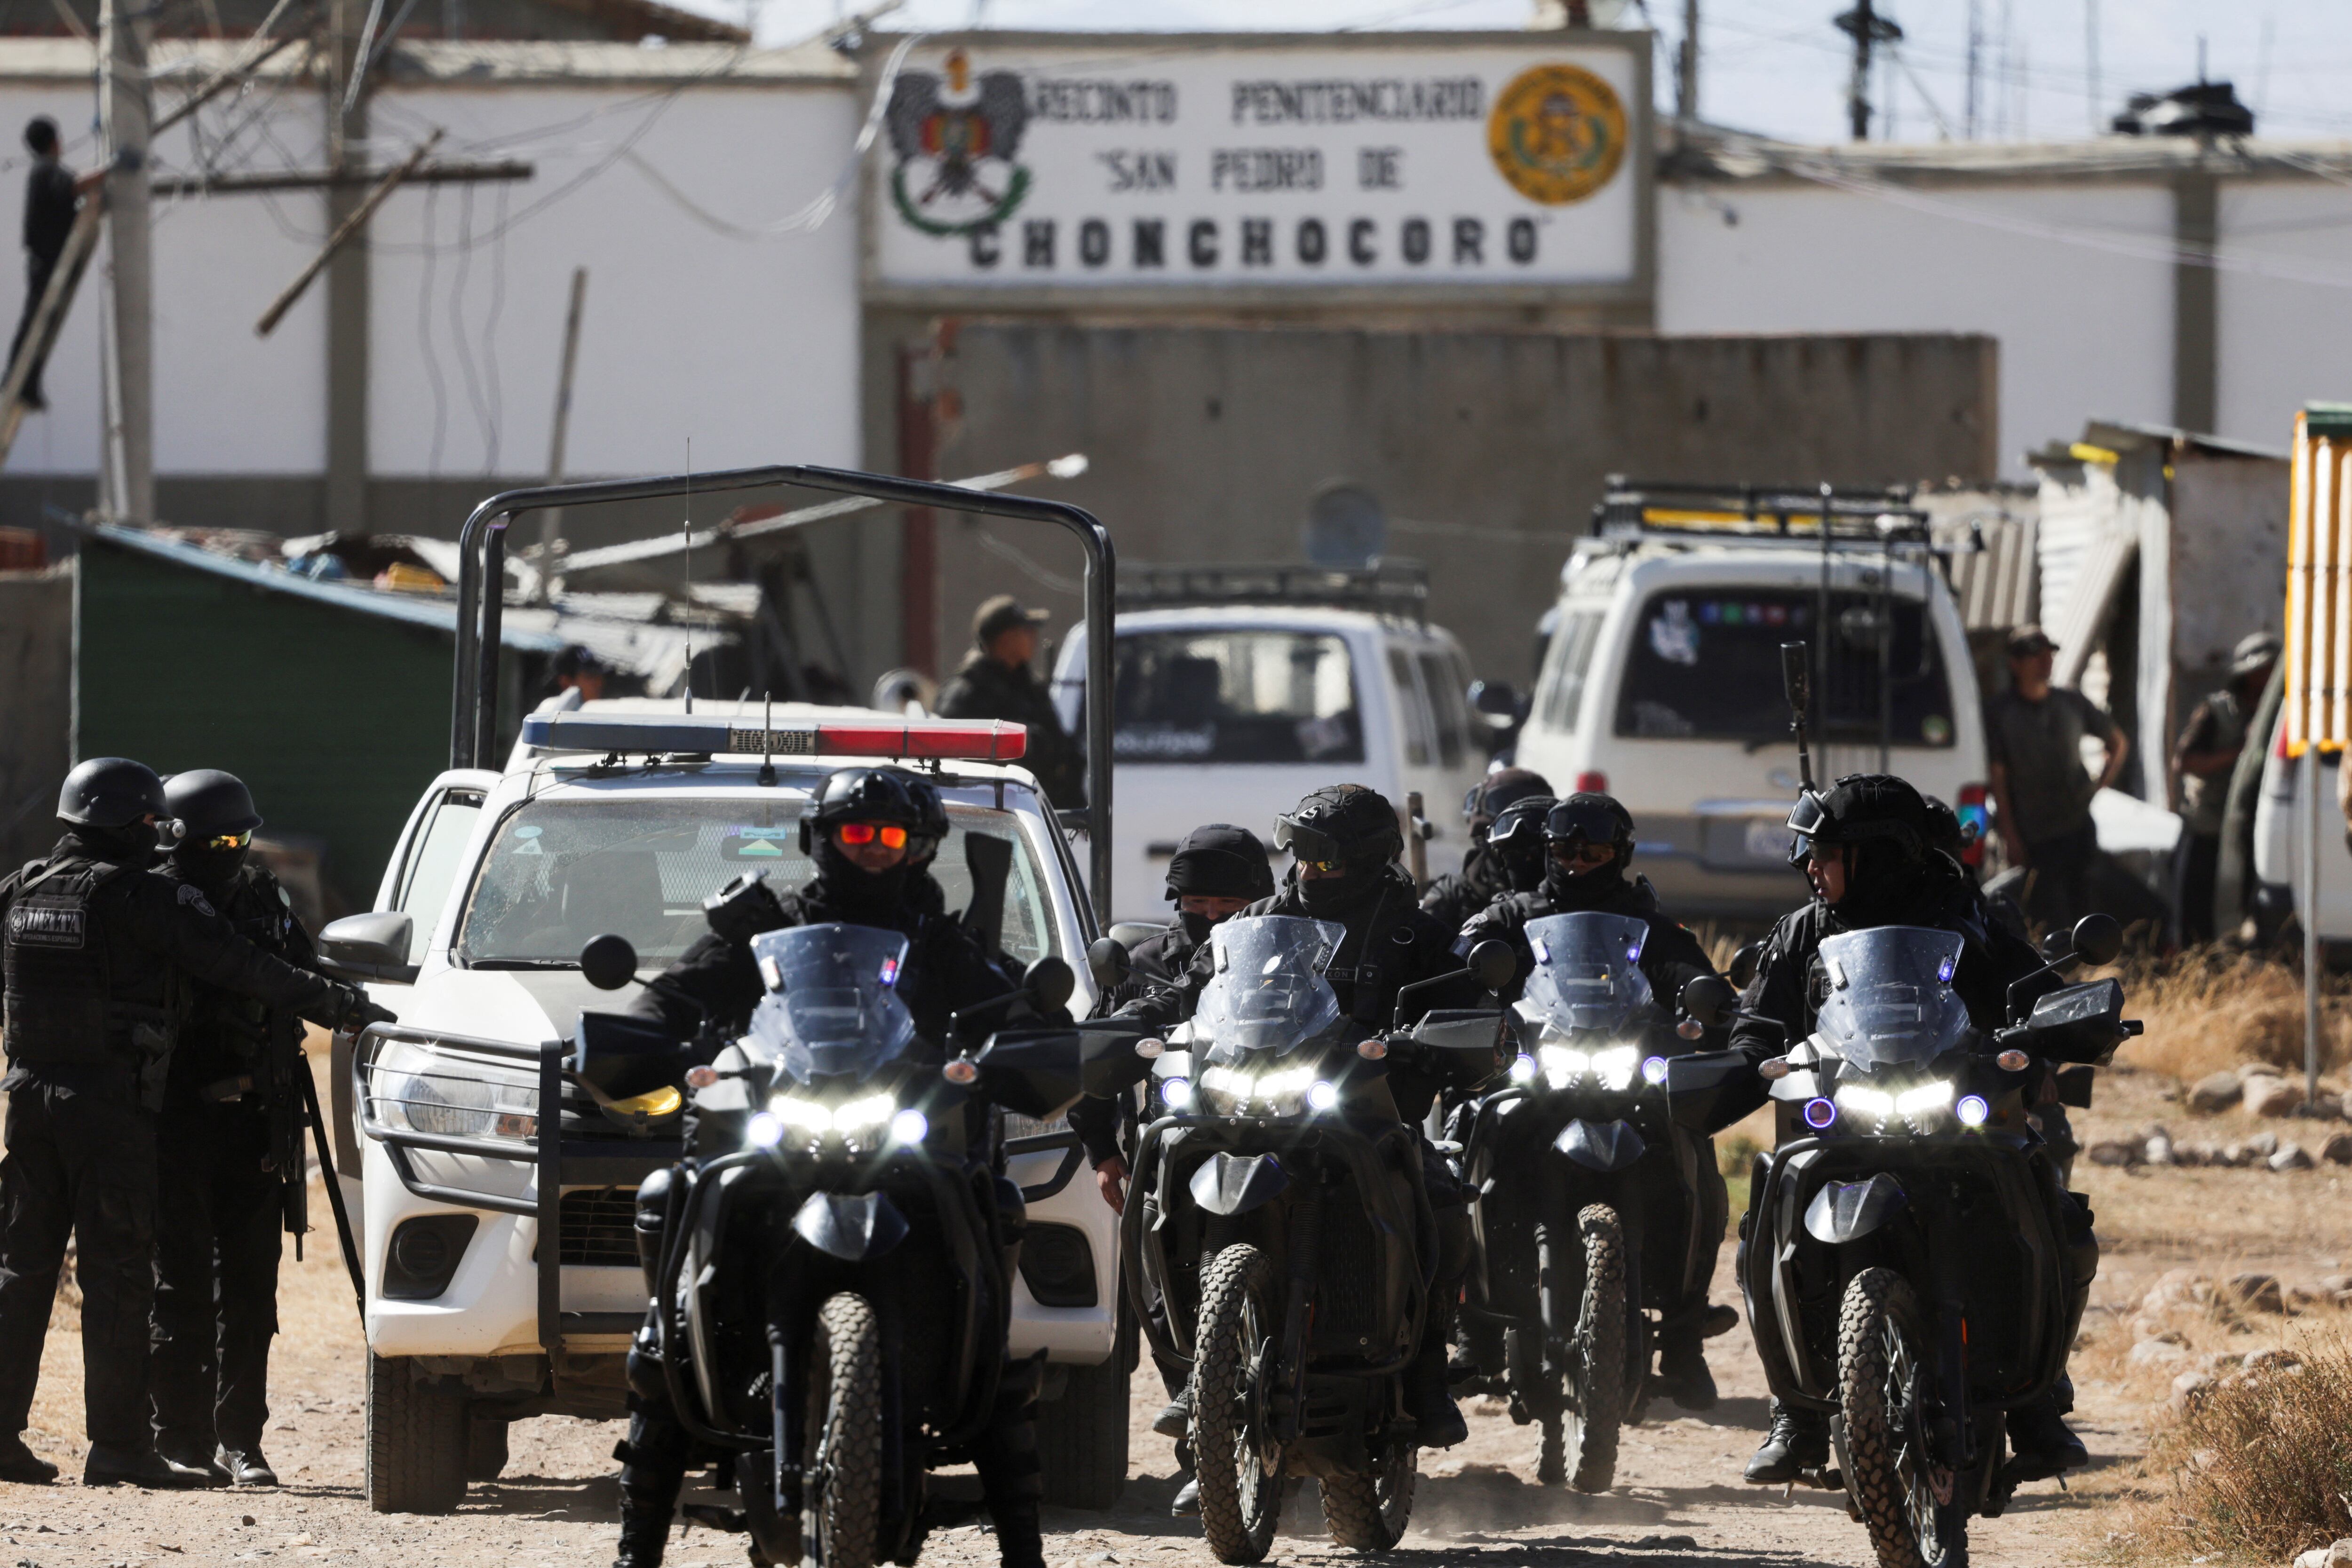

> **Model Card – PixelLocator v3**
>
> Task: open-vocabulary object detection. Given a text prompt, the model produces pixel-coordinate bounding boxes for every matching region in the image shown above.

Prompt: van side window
[1534,610,1605,733]
[1387,647,1432,767]
[1417,651,1469,768]
[1613,590,1954,744]
[1112,630,1364,764]
[392,789,485,963]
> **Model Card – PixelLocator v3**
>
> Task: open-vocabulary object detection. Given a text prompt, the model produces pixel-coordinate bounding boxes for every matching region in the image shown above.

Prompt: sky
[697,0,2352,146]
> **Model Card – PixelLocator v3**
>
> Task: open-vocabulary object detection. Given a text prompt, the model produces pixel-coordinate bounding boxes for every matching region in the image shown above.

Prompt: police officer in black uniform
[1419,768,1552,931]
[0,759,389,1489]
[1731,775,2091,1487]
[1455,792,1732,1407]
[1115,784,1483,1451]
[612,767,1045,1568]
[150,770,316,1487]
[1464,791,1558,909]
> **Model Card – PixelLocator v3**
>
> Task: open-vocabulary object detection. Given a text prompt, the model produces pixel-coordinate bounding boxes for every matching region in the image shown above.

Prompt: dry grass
[2116,948,2352,1087]
[2114,1329,2352,1564]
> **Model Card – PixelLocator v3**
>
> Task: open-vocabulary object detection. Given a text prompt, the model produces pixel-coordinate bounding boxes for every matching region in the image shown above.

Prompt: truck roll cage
[450,466,1117,919]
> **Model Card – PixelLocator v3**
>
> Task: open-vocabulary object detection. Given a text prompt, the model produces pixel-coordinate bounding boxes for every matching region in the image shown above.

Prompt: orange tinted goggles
[834,822,909,849]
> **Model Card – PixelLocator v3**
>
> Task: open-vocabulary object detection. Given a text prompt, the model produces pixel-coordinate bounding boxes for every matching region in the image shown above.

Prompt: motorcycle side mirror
[1467,939,1518,994]
[1680,974,1738,1029]
[1085,935,1132,993]
[1727,941,1764,992]
[580,933,641,991]
[2070,912,2123,968]
[1025,955,1077,1014]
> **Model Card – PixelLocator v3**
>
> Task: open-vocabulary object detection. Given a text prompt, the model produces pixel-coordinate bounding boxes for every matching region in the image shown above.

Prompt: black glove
[341,990,398,1032]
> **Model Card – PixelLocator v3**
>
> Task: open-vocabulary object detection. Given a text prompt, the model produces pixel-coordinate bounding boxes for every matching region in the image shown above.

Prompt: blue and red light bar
[521,712,1029,764]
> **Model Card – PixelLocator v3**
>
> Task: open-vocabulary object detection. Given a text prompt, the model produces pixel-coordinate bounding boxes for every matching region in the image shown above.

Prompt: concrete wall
[894,324,1997,684]
[1658,182,2175,482]
[0,562,72,874]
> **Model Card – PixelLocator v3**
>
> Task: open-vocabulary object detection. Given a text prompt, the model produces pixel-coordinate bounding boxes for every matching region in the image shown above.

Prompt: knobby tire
[1192,1244,1281,1565]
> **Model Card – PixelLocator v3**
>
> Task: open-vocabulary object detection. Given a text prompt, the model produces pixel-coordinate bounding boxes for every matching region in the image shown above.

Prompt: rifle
[264,1011,310,1259]
[1780,640,1817,792]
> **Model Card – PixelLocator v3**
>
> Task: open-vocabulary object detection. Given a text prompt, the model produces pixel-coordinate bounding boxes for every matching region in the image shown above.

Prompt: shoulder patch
[176,882,217,918]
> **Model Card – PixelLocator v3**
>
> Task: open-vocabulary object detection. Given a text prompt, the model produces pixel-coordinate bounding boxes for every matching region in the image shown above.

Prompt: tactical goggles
[202,829,254,852]
[1543,798,1621,849]
[1272,815,1344,872]
[1784,791,1832,866]
[834,822,909,849]
[1550,837,1615,868]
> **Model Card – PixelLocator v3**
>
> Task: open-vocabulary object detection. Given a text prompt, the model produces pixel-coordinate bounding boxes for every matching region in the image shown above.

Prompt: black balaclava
[1168,824,1275,944]
[1297,856,1393,917]
[69,819,162,870]
[174,840,251,895]
[812,836,914,923]
[1544,853,1628,912]
[1828,840,1922,929]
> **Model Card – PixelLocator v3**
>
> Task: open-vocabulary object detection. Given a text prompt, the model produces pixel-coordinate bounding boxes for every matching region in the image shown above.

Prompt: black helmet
[1484,793,1557,893]
[798,767,948,862]
[1920,794,1972,860]
[1785,774,1930,867]
[1274,784,1402,871]
[165,769,263,838]
[57,757,166,829]
[1166,824,1275,903]
[1461,767,1553,837]
[1545,792,1636,869]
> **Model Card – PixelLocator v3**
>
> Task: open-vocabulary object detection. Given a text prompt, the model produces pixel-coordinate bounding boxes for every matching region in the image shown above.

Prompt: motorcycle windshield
[1522,912,1654,1036]
[1812,926,1973,1069]
[1194,915,1347,1062]
[742,924,919,1083]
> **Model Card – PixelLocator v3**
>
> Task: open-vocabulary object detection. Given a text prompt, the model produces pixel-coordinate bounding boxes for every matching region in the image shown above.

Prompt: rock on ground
[2270,1143,2315,1172]
[2292,1537,2352,1568]
[2248,1078,2306,1118]
[2188,1071,2243,1113]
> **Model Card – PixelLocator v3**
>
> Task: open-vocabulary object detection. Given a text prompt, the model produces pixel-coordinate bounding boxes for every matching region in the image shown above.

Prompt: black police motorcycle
[1683,916,2129,1568]
[1120,916,1509,1565]
[1455,912,1724,1494]
[579,924,1116,1568]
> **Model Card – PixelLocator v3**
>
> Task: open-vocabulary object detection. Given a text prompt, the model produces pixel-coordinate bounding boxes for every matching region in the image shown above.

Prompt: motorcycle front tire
[1192,1244,1282,1566]
[1839,1267,1968,1568]
[803,1292,885,1568]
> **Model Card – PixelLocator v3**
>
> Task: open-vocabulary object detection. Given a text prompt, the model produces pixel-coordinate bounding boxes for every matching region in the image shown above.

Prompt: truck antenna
[682,437,694,713]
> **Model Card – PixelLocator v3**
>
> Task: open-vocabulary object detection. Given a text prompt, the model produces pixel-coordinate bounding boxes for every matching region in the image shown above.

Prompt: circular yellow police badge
[1488,64,1628,206]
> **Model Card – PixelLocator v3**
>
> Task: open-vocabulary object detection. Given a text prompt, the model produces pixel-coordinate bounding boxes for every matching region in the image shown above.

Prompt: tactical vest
[170,867,294,1087]
[2,854,169,1066]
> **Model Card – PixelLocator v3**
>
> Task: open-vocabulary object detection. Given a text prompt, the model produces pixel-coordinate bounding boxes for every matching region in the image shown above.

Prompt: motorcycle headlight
[1896,1080,1955,1118]
[1590,1045,1641,1092]
[1832,1079,1957,1132]
[760,1091,903,1151]
[1538,1045,1589,1086]
[375,1039,538,1142]
[1833,1084,1896,1119]
[1197,1063,1319,1115]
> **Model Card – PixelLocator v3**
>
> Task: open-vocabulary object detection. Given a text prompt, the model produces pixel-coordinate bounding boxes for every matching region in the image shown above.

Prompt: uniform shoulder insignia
[176,882,217,918]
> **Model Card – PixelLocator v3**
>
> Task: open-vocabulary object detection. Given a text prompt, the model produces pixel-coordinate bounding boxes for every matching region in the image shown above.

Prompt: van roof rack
[1116,558,1429,623]
[1593,479,1934,546]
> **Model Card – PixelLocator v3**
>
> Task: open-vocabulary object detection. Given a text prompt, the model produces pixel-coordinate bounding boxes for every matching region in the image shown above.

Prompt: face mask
[1544,856,1624,911]
[175,842,250,889]
[813,838,912,919]
[1177,910,1216,946]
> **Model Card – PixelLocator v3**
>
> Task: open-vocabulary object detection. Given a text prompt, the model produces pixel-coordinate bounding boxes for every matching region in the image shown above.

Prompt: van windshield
[1613,589,1956,746]
[1112,631,1363,765]
[453,797,1063,970]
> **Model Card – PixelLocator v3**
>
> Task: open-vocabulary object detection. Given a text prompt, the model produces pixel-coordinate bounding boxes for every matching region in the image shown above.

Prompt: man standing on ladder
[7,117,101,411]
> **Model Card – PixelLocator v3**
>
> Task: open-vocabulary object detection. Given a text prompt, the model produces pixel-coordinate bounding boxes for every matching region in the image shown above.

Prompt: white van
[1511,491,1990,921]
[1049,565,1491,925]
[2251,707,2352,939]
[320,700,1131,1515]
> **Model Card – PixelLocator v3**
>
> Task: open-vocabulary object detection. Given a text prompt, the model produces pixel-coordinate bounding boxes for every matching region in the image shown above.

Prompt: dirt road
[5,1062,2343,1568]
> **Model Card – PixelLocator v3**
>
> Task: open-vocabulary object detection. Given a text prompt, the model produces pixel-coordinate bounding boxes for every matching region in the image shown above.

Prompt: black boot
[1404,1342,1468,1449]
[1743,1402,1829,1484]
[1654,1333,1718,1412]
[612,1505,670,1568]
[2005,1397,2087,1481]
[993,1502,1045,1568]
[1169,1476,1200,1517]
[0,1436,56,1484]
[1151,1387,1192,1440]
[83,1443,214,1489]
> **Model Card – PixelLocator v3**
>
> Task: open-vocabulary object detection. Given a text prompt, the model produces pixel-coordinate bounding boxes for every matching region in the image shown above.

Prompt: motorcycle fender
[1189,1152,1289,1217]
[1803,1173,1907,1245]
[1553,1117,1645,1173]
[791,1190,911,1262]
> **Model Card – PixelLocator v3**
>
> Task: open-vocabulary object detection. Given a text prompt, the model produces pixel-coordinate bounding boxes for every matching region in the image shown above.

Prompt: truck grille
[559,1187,640,1267]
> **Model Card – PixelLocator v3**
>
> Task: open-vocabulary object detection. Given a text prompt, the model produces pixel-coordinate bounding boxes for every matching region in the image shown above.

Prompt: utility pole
[1675,0,1700,130]
[1835,2,1903,142]
[2085,0,2102,134]
[325,0,369,533]
[534,266,588,602]
[97,0,153,523]
[1964,0,1981,140]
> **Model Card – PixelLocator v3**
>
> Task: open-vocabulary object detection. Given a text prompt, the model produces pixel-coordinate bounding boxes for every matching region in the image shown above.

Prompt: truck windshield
[1112,630,1362,765]
[1613,588,1955,746]
[453,797,1063,970]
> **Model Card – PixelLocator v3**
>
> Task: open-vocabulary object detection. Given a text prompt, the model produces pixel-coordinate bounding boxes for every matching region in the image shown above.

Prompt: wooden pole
[99,0,155,522]
[534,265,588,602]
[254,129,440,337]
[0,200,103,467]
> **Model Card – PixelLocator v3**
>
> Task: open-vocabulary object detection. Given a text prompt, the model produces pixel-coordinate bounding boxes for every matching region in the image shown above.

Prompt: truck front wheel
[366,1353,469,1514]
